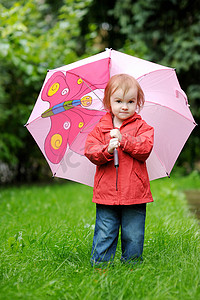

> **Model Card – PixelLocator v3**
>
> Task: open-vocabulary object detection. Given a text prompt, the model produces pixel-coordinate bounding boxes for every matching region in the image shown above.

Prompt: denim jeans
[91,203,146,266]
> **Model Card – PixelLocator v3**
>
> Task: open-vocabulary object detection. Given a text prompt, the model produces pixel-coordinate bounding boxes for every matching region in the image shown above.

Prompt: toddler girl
[84,74,154,266]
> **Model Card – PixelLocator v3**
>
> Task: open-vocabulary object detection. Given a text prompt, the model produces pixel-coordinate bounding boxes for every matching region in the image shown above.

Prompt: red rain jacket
[84,112,154,205]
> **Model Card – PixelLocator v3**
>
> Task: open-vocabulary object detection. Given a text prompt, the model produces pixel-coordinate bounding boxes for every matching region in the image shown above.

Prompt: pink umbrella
[26,49,196,186]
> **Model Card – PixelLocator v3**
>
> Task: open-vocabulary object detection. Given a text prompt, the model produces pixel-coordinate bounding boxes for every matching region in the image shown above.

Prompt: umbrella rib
[81,78,104,103]
[144,101,196,125]
[137,68,174,82]
[52,155,66,177]
[24,115,42,127]
[151,148,170,178]
[66,71,105,103]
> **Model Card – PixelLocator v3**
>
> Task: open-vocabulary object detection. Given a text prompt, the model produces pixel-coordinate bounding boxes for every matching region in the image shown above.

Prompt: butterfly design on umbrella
[40,70,107,165]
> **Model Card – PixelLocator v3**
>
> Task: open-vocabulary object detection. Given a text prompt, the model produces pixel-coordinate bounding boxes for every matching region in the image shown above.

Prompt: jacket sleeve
[120,122,154,162]
[84,125,114,166]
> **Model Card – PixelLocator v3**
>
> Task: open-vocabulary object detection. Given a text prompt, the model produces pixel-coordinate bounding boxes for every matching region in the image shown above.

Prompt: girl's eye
[129,100,136,104]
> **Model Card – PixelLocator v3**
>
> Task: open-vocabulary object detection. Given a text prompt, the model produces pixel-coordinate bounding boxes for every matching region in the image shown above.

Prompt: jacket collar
[99,112,142,132]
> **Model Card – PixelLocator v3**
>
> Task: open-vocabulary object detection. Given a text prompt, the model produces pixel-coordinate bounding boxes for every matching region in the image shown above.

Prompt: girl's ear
[135,101,140,114]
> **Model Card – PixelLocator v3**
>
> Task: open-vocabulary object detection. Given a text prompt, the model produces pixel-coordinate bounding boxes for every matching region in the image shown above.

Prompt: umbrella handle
[114,148,119,191]
[114,148,119,168]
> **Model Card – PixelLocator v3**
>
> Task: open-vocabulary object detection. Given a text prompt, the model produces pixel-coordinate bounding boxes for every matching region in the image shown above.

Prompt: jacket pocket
[94,167,105,189]
[131,162,147,199]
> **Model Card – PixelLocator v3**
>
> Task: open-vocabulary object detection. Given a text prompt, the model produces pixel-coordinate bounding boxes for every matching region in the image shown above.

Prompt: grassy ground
[0,172,199,300]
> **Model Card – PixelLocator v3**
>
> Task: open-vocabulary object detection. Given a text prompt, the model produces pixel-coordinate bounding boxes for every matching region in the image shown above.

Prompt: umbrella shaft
[114,148,119,167]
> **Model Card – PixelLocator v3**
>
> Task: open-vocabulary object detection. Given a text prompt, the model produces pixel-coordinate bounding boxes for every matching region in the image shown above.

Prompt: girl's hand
[108,138,120,154]
[110,129,122,141]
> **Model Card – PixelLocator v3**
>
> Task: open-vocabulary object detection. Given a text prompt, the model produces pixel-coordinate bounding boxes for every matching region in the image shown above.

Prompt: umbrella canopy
[26,49,196,186]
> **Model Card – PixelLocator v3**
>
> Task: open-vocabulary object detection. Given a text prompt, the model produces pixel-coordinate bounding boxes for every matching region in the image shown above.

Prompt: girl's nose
[122,103,128,110]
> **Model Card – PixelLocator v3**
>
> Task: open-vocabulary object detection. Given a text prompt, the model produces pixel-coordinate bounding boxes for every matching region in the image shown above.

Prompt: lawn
[0,172,199,300]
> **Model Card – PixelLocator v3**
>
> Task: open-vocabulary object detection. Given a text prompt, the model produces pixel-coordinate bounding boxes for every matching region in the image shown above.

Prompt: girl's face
[110,86,138,125]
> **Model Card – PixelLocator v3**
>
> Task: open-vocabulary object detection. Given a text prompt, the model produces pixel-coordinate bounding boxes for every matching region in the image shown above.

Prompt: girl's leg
[91,204,120,267]
[121,204,146,263]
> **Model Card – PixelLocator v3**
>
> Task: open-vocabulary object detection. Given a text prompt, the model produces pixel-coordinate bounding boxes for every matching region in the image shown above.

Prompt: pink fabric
[27,58,109,176]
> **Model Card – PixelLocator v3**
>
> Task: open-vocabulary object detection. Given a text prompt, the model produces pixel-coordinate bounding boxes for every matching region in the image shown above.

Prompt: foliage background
[0,0,199,184]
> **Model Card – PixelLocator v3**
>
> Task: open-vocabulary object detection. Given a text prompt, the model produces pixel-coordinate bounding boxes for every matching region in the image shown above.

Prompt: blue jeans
[91,203,146,266]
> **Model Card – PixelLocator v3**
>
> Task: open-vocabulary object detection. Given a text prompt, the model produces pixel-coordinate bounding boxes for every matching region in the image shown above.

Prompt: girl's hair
[103,74,145,112]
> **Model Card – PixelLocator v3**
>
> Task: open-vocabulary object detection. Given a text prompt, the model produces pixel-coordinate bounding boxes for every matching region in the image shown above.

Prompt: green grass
[0,173,199,300]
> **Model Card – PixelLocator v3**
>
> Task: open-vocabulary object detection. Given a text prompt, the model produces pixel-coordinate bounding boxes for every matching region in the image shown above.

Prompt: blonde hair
[103,74,145,112]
